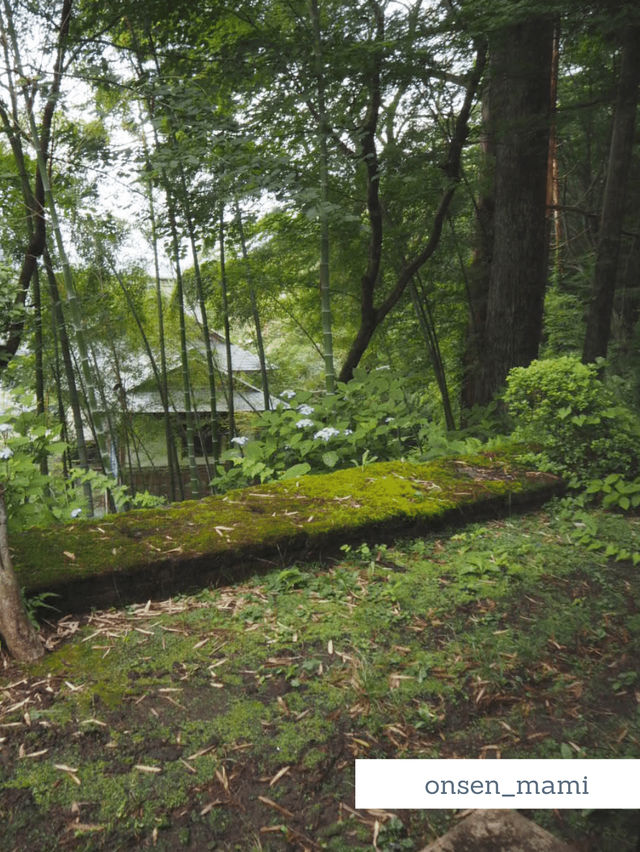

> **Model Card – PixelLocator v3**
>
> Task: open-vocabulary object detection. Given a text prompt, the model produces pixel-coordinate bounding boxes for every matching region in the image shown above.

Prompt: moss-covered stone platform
[13,454,563,614]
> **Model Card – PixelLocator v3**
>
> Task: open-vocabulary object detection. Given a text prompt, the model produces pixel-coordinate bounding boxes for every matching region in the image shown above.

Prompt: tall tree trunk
[177,168,220,471]
[309,0,336,393]
[166,190,200,499]
[50,309,71,480]
[3,0,112,478]
[234,202,271,411]
[219,212,236,441]
[546,23,561,288]
[145,157,180,501]
[44,247,94,514]
[460,79,495,412]
[474,18,554,404]
[0,487,44,661]
[582,26,640,364]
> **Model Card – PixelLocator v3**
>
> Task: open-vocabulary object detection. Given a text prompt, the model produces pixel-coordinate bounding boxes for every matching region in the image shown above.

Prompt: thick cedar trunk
[0,487,44,661]
[473,18,554,405]
[546,24,561,285]
[582,26,640,365]
[460,81,495,412]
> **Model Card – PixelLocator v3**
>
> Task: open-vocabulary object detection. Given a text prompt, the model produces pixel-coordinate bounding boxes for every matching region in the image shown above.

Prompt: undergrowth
[1,504,639,851]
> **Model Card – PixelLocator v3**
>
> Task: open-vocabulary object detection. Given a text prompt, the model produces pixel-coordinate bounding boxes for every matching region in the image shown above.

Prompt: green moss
[12,454,561,605]
[271,715,334,765]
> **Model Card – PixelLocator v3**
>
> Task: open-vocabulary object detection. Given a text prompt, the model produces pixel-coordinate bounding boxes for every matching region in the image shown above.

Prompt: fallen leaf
[258,796,294,818]
[200,800,224,815]
[269,765,291,787]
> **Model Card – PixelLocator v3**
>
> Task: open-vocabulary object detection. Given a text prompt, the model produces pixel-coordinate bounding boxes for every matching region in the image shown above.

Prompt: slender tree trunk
[44,248,94,514]
[582,26,640,364]
[234,202,271,411]
[3,0,111,479]
[145,160,179,501]
[166,192,200,499]
[475,18,554,404]
[0,487,44,661]
[108,260,183,499]
[409,279,455,430]
[309,0,336,393]
[177,168,220,470]
[338,40,486,382]
[50,312,71,480]
[219,212,236,440]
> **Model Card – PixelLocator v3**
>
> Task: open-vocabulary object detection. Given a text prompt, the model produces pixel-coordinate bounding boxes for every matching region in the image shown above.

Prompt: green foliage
[213,367,484,491]
[0,391,69,528]
[21,590,60,629]
[0,388,165,531]
[69,468,166,514]
[553,495,640,567]
[584,473,640,513]
[504,357,640,481]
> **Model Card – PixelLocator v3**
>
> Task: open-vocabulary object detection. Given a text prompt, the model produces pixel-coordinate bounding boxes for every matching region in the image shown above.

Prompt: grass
[1,497,639,850]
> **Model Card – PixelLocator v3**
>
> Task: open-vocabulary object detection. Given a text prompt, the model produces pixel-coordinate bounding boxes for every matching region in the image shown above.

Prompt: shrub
[212,367,484,491]
[504,356,640,481]
[0,388,165,529]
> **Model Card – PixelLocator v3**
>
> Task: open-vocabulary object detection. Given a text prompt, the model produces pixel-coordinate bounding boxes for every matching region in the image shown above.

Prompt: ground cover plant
[1,501,639,851]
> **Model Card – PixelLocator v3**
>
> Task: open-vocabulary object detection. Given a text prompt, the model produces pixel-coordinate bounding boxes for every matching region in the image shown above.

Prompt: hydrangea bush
[212,366,482,490]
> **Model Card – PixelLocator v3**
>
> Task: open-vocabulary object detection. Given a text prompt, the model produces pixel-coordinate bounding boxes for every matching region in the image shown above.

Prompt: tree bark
[309,0,336,393]
[234,202,271,411]
[472,17,554,405]
[338,41,486,383]
[0,487,44,661]
[44,247,94,514]
[165,186,201,499]
[219,212,236,441]
[582,26,640,365]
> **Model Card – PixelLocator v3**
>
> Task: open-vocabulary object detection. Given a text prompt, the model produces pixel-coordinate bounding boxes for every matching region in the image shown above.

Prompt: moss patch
[13,454,562,613]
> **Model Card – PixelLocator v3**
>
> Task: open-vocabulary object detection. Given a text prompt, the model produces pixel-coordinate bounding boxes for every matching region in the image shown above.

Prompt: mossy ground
[10,455,560,604]
[2,499,640,850]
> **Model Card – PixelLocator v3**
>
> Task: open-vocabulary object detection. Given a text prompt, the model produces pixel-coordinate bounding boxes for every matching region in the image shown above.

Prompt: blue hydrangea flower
[230,436,249,447]
[297,404,315,416]
[296,418,314,429]
[0,447,13,460]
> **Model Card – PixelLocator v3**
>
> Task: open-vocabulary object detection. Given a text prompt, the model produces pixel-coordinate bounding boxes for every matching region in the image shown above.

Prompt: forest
[0,0,638,502]
[0,0,640,847]
[1,0,640,650]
